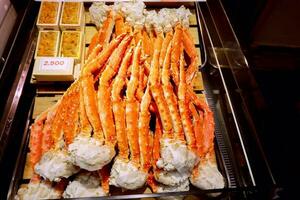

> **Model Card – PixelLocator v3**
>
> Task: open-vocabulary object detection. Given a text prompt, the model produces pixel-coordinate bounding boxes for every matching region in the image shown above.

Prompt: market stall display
[15,2,225,199]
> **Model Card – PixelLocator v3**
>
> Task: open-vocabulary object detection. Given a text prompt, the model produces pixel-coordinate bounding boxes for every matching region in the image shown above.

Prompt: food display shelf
[0,1,276,200]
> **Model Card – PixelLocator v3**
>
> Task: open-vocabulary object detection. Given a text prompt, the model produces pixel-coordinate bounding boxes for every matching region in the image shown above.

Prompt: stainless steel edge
[195,1,208,69]
[197,1,256,186]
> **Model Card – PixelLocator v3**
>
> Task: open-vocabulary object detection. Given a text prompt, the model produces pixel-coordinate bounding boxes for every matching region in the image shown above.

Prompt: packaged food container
[59,30,82,62]
[59,2,84,30]
[35,30,60,58]
[36,1,61,30]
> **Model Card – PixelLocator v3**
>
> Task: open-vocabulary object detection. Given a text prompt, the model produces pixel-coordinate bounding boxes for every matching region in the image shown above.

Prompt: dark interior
[222,0,300,199]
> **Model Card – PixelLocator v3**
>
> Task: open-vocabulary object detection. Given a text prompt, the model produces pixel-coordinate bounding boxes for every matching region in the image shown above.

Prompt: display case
[0,1,277,199]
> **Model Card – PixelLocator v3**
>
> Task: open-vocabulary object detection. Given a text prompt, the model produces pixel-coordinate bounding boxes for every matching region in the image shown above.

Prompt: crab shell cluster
[15,1,225,199]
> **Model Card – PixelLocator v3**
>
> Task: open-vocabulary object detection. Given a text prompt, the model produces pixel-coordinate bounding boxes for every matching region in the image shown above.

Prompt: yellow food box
[36,1,61,30]
[59,30,82,62]
[35,30,60,58]
[59,2,84,30]
[33,57,74,82]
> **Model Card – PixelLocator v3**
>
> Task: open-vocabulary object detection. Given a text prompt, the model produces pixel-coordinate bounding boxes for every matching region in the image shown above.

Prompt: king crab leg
[86,32,100,58]
[187,88,225,189]
[161,39,185,142]
[139,85,153,173]
[62,84,81,146]
[187,87,215,155]
[98,34,132,147]
[170,24,182,86]
[98,10,115,49]
[35,84,81,182]
[153,117,163,172]
[134,27,143,45]
[29,109,48,180]
[110,41,147,190]
[86,10,114,58]
[153,34,198,187]
[183,28,200,85]
[178,51,197,154]
[68,34,127,172]
[149,36,187,186]
[95,35,133,194]
[147,117,162,193]
[86,44,102,64]
[126,41,142,166]
[40,104,59,156]
[81,34,126,139]
[149,35,173,138]
[135,58,148,102]
[110,47,133,188]
[111,47,133,161]
[16,105,69,199]
[159,31,173,68]
[189,102,204,158]
[115,12,125,36]
[98,165,110,194]
[79,82,93,137]
[143,29,154,63]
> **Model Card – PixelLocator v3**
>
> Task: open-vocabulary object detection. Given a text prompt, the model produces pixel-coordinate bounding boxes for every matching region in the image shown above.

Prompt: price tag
[39,57,73,72]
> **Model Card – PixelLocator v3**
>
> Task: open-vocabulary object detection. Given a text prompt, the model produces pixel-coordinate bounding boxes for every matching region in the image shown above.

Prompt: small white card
[39,57,73,72]
[33,57,74,82]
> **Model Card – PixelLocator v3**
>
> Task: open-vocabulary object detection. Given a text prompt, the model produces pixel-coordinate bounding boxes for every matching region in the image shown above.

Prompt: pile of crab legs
[17,9,224,199]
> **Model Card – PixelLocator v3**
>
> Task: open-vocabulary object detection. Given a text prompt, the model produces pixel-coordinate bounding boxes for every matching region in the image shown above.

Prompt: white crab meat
[113,1,145,29]
[35,149,79,182]
[110,158,147,190]
[63,172,106,198]
[154,170,189,187]
[89,2,111,28]
[190,160,225,190]
[144,6,191,33]
[68,136,115,171]
[157,138,199,174]
[156,179,189,200]
[15,181,61,200]
[144,10,164,33]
